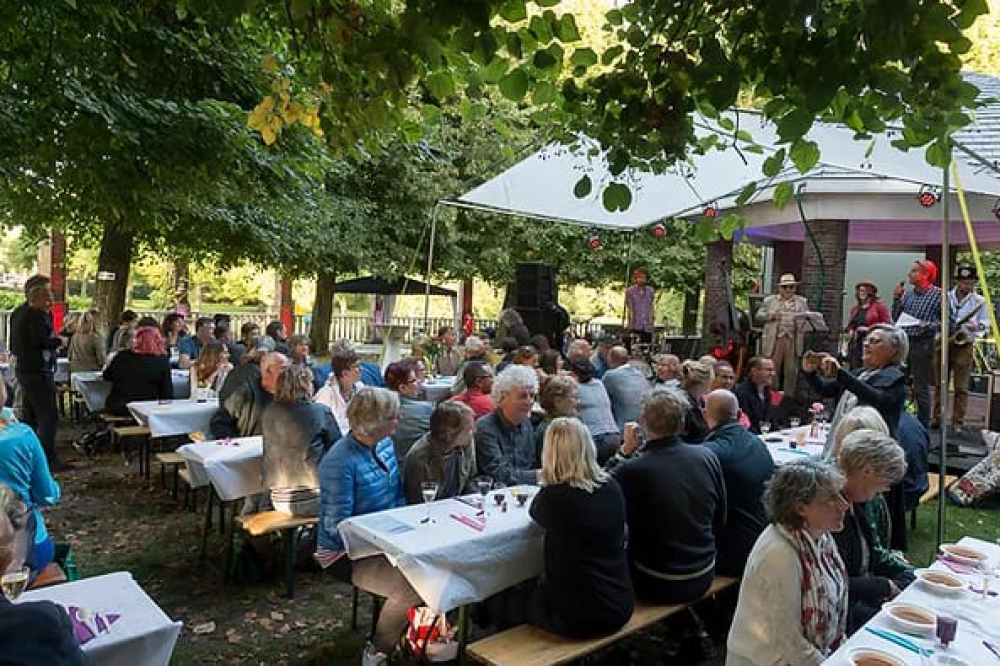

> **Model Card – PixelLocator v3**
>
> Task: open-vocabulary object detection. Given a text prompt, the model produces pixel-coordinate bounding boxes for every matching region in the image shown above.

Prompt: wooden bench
[467,575,739,666]
[28,562,68,590]
[910,472,959,529]
[228,511,318,598]
[113,425,151,477]
[155,451,185,499]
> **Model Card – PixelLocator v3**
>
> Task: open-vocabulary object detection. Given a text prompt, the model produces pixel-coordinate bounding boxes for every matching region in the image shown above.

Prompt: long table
[762,426,825,465]
[16,571,182,666]
[825,536,1000,664]
[339,491,544,613]
[1,358,70,383]
[127,398,218,438]
[176,436,265,501]
[72,370,190,413]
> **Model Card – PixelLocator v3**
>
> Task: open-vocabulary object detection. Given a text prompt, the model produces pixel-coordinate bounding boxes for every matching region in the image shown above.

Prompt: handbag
[398,606,458,665]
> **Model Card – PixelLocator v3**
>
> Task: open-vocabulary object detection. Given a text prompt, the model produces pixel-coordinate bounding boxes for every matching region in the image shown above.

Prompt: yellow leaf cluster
[248,93,323,144]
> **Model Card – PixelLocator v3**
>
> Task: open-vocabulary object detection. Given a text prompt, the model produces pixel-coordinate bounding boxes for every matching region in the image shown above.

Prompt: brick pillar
[771,241,804,291]
[39,233,68,332]
[702,239,734,341]
[799,220,849,351]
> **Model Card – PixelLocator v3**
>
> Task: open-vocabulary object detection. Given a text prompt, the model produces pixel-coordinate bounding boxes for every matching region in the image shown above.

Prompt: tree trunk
[682,288,700,337]
[310,270,336,354]
[93,216,134,328]
[172,258,190,313]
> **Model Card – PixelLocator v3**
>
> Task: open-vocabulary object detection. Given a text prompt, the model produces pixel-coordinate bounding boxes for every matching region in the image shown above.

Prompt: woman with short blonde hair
[524,416,633,638]
[680,360,714,442]
[68,310,107,372]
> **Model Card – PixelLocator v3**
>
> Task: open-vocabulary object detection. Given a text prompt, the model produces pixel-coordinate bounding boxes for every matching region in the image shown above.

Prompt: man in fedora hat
[755,273,809,392]
[892,258,942,427]
[932,264,989,431]
[846,278,892,368]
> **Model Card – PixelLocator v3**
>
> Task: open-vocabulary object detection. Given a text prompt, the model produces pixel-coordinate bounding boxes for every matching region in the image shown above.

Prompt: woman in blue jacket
[316,387,421,666]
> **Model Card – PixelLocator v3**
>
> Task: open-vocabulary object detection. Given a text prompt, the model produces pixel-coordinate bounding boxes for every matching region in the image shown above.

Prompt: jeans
[16,371,59,462]
[352,555,423,653]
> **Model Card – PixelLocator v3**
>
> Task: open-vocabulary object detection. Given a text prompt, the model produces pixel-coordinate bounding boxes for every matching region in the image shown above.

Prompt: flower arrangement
[809,402,826,418]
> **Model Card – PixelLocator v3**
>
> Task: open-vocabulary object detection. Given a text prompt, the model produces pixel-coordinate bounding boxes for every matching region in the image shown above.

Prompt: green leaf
[735,182,758,207]
[65,0,77,7]
[535,0,560,6]
[789,139,820,173]
[573,175,592,198]
[777,108,813,142]
[773,182,794,209]
[762,149,786,177]
[954,0,988,29]
[420,105,442,125]
[425,71,455,101]
[569,47,598,68]
[720,213,743,240]
[498,68,529,102]
[532,80,557,104]
[605,8,623,26]
[554,14,581,42]
[602,182,633,212]
[601,45,623,65]
[497,1,527,22]
[925,139,952,168]
[533,47,560,70]
[481,57,509,84]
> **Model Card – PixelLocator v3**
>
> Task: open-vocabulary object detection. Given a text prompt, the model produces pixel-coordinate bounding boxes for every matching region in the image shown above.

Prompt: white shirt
[949,288,989,339]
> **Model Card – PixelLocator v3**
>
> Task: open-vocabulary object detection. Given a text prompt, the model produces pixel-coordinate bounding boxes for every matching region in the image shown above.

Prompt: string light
[652,223,666,238]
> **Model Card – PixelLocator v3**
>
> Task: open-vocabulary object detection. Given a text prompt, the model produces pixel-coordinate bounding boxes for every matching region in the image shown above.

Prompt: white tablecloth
[339,491,544,612]
[72,370,190,413]
[762,426,825,465]
[825,536,1000,664]
[422,377,455,403]
[177,436,264,501]
[17,571,182,666]
[127,399,218,438]
[1,358,71,383]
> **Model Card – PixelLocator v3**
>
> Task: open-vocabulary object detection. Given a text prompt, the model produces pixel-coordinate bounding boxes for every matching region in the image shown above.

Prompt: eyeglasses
[780,285,795,290]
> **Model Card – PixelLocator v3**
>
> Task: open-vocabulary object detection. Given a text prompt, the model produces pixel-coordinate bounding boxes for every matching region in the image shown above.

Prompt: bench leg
[350,586,360,631]
[172,466,179,501]
[283,528,297,599]
[218,497,226,535]
[457,605,469,666]
[200,492,214,560]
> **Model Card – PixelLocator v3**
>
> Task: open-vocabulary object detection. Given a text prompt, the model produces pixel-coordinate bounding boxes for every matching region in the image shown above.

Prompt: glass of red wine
[936,615,958,648]
[492,482,507,507]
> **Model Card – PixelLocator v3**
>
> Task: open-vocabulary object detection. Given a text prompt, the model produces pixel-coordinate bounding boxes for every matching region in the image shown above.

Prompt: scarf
[775,523,848,656]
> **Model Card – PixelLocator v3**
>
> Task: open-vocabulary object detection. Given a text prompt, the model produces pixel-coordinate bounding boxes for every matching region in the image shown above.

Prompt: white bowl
[940,543,988,567]
[884,601,937,637]
[848,647,907,666]
[914,568,965,596]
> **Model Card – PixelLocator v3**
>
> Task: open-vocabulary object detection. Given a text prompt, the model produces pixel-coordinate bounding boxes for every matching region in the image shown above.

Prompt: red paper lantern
[587,234,602,250]
[652,223,666,238]
[918,185,939,208]
[703,204,718,218]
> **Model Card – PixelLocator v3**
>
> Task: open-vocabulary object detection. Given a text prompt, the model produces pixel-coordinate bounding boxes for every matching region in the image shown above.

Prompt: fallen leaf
[226,629,243,644]
[193,621,216,635]
[270,611,284,621]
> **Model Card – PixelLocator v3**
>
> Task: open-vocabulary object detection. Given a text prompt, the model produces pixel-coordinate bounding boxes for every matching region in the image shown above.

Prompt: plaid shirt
[892,284,942,337]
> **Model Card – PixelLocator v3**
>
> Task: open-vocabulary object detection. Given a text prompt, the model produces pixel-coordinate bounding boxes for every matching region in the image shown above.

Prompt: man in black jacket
[0,486,91,665]
[612,386,726,604]
[703,389,775,576]
[209,351,287,439]
[733,356,776,434]
[9,281,66,469]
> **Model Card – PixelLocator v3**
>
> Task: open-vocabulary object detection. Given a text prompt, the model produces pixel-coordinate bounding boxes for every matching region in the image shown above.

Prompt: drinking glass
[474,475,493,512]
[936,615,958,648]
[760,421,771,435]
[420,481,439,524]
[1,566,30,600]
[789,416,801,429]
[492,482,507,508]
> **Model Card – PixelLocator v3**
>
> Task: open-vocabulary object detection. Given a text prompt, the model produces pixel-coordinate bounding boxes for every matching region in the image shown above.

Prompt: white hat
[778,273,799,287]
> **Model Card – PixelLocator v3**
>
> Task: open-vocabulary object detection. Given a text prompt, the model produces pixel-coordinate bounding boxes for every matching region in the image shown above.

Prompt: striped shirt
[949,289,989,339]
[892,285,942,337]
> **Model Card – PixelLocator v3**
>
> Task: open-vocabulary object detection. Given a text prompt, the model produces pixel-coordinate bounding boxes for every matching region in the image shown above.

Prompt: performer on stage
[755,273,809,393]
[933,265,988,432]
[625,268,655,349]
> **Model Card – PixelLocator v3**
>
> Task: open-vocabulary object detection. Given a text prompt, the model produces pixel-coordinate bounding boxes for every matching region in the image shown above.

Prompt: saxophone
[949,300,984,347]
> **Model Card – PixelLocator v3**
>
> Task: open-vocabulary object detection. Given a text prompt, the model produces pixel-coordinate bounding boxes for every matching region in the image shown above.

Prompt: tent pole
[623,232,636,328]
[936,155,951,549]
[424,204,440,331]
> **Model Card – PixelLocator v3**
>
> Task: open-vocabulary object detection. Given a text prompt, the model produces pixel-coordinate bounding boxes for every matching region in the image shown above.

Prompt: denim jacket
[318,433,404,551]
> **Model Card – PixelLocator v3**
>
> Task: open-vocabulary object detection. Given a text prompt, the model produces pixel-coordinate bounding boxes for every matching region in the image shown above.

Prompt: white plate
[914,568,965,596]
[940,543,988,567]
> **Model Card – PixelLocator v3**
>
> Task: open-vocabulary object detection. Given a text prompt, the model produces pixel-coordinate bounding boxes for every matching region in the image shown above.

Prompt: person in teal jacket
[316,387,419,666]
[0,390,60,578]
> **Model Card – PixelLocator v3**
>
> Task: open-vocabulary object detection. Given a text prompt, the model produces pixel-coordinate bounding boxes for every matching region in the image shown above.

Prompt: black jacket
[0,596,92,665]
[209,362,268,439]
[733,380,774,434]
[612,436,726,581]
[805,365,906,438]
[682,390,709,443]
[703,420,775,575]
[102,350,173,416]
[9,305,60,375]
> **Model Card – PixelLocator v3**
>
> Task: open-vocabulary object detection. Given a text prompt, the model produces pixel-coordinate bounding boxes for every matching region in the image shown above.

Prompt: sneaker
[361,644,387,666]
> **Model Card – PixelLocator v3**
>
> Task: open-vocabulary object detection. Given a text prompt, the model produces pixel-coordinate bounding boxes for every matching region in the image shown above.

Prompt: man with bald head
[703,389,775,576]
[210,351,290,439]
[601,345,650,431]
[0,485,90,664]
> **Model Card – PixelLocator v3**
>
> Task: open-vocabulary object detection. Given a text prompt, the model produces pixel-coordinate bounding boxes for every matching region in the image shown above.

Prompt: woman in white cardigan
[726,459,850,666]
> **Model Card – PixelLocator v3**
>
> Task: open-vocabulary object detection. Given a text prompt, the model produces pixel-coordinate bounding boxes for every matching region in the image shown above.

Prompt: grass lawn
[43,425,1000,665]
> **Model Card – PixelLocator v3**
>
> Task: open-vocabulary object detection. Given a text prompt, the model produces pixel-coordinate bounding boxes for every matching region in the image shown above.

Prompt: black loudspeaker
[514,262,556,309]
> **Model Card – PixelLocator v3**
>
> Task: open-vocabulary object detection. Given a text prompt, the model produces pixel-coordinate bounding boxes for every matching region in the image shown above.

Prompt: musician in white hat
[755,273,809,392]
[933,264,989,431]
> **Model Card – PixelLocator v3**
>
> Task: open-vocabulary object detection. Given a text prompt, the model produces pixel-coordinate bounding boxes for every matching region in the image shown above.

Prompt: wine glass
[474,475,493,512]
[1,566,30,600]
[420,481,439,524]
[760,421,771,435]
[789,416,801,429]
